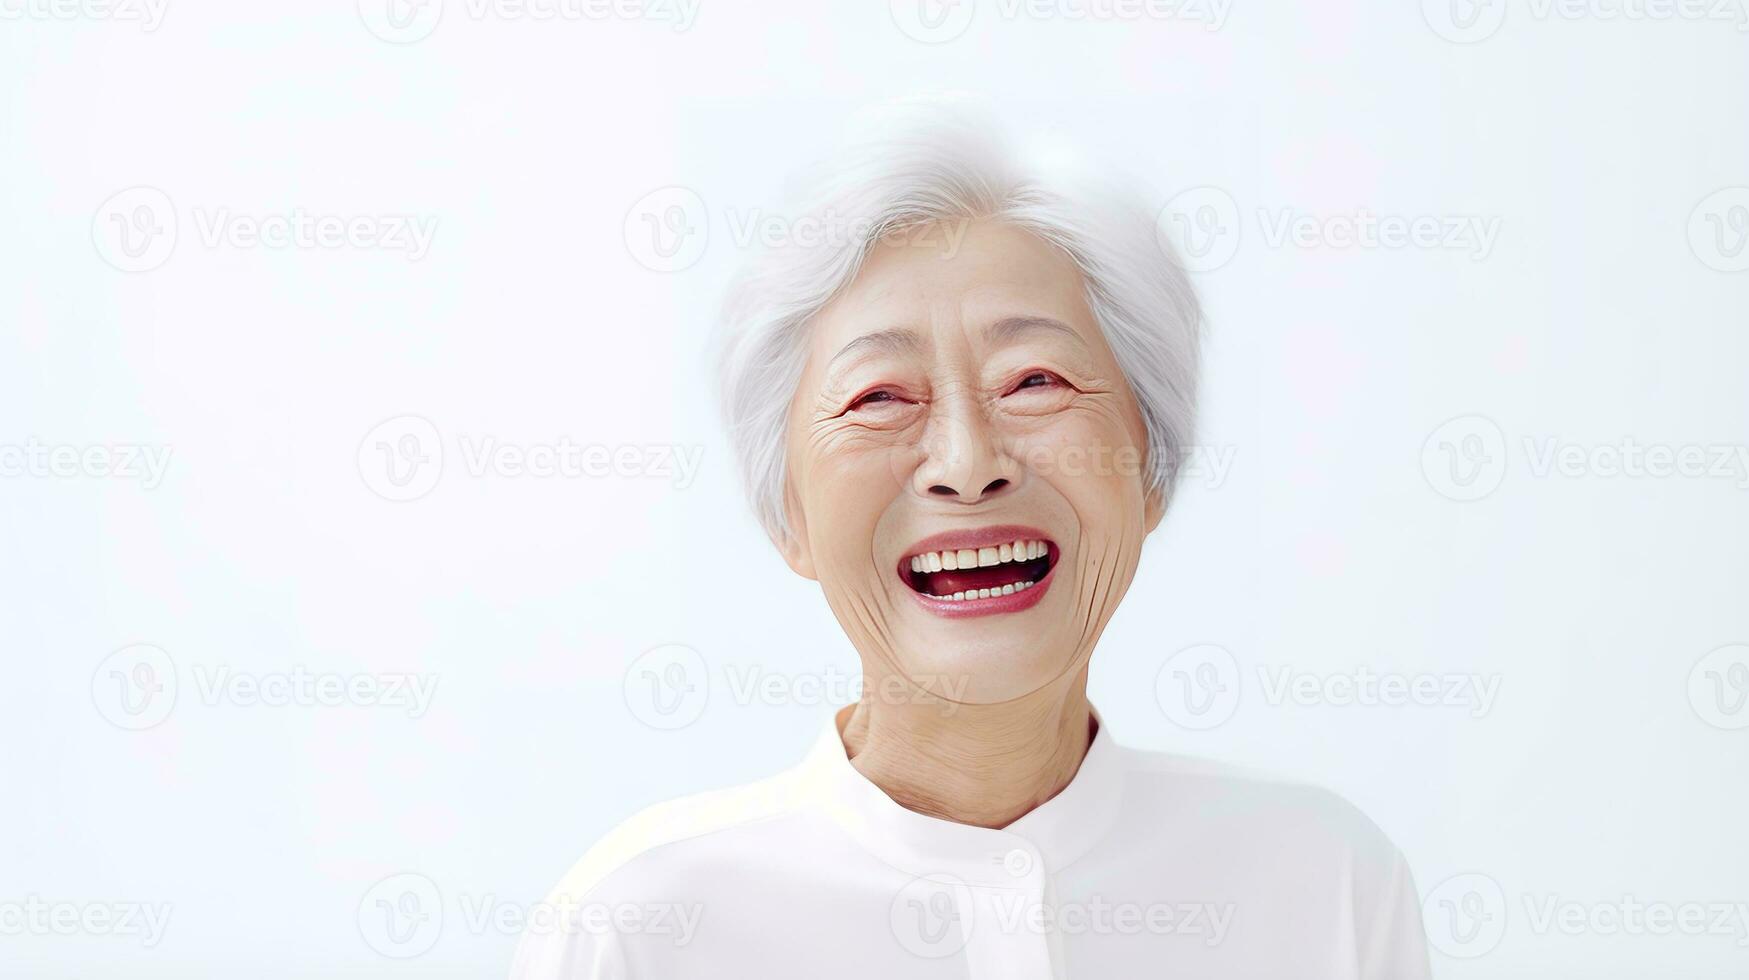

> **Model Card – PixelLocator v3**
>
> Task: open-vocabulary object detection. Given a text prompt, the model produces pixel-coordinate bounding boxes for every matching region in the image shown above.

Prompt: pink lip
[897,524,1059,620]
[906,559,1056,618]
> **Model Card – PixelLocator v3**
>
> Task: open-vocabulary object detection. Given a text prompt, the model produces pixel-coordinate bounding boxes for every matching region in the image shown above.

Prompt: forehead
[809,220,1100,358]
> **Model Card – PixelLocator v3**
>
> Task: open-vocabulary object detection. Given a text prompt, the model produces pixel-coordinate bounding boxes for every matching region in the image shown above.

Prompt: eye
[848,388,909,411]
[1008,370,1065,394]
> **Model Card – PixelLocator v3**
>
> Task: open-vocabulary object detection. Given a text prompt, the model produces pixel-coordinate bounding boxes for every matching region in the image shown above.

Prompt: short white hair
[715,99,1203,541]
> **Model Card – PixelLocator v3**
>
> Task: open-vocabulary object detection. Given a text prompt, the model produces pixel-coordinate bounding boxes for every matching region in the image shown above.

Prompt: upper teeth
[908,539,1048,573]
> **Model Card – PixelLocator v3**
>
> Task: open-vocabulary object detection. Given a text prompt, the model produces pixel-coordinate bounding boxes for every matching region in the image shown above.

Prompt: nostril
[928,478,1009,500]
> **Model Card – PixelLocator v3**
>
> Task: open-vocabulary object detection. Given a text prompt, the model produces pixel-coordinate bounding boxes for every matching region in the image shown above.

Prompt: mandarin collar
[796,703,1126,887]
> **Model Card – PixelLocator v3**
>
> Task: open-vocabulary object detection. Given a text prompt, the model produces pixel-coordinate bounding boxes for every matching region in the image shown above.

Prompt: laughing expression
[777,219,1165,705]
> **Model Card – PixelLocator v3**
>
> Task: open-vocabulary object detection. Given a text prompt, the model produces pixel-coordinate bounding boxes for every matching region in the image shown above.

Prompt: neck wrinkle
[839,666,1094,829]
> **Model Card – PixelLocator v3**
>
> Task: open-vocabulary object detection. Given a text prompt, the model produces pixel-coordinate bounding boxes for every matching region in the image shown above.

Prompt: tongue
[922,564,1033,595]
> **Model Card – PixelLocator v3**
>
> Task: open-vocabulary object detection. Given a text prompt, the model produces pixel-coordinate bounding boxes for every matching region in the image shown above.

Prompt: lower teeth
[928,580,1036,601]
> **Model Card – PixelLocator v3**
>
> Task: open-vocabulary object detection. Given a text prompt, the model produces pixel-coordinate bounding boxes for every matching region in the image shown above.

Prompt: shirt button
[1003,848,1035,877]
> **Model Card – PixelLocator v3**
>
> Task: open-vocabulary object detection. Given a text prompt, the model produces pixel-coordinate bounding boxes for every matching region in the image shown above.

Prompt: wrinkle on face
[779,219,1159,707]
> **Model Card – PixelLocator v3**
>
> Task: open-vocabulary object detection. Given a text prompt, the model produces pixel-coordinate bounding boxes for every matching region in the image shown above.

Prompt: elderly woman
[512,104,1429,979]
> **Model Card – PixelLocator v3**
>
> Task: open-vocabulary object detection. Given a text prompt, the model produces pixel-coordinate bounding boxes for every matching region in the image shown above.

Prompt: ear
[1143,481,1167,535]
[774,481,817,580]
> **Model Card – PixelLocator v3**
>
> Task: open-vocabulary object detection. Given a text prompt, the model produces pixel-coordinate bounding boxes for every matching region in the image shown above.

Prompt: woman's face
[780,219,1164,705]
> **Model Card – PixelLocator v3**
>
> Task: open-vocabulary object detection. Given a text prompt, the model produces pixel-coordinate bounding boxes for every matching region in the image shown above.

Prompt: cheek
[793,434,903,565]
[1008,405,1148,509]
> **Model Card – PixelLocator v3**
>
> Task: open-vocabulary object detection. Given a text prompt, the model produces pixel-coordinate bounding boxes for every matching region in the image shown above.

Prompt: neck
[839,667,1095,829]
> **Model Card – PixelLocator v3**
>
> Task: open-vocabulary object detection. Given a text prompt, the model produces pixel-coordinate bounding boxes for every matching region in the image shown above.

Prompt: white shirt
[510,707,1431,979]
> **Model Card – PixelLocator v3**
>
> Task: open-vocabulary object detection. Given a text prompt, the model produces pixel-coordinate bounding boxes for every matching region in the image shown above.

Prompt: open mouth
[898,533,1058,604]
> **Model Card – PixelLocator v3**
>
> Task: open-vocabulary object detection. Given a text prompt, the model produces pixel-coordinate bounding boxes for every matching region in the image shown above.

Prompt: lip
[897,524,1058,620]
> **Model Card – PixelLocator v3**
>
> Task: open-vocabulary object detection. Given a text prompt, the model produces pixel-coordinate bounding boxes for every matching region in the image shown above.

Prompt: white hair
[715,100,1203,541]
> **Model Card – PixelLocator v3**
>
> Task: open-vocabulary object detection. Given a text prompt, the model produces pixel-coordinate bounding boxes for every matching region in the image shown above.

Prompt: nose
[911,398,1019,504]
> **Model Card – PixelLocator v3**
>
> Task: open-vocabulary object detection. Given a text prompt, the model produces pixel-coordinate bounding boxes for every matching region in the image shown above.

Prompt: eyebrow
[822,316,1088,383]
[985,315,1087,349]
[824,327,925,377]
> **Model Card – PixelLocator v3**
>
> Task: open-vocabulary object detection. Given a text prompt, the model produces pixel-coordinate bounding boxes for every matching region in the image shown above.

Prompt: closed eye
[846,387,912,413]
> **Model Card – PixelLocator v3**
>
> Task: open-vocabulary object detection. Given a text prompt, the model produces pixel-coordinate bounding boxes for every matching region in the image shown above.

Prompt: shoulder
[539,764,815,905]
[1116,744,1410,875]
[1111,746,1429,975]
[509,768,821,980]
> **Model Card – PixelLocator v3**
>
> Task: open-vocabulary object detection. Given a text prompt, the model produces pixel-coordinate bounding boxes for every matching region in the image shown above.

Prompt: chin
[887,599,1084,705]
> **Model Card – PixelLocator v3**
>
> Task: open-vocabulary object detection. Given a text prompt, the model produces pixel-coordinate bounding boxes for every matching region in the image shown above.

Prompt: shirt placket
[958,840,1061,980]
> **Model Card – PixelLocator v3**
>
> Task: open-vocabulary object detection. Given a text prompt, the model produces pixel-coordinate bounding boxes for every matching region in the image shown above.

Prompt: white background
[2,1,1746,977]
